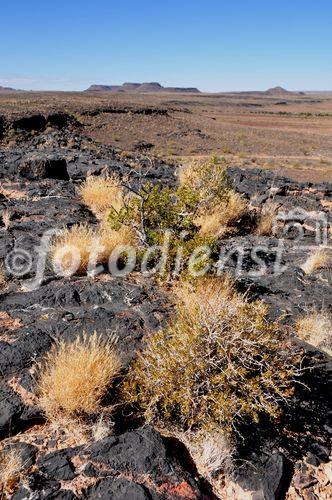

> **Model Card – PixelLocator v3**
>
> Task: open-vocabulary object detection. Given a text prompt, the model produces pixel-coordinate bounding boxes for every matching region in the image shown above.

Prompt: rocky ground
[0,112,331,499]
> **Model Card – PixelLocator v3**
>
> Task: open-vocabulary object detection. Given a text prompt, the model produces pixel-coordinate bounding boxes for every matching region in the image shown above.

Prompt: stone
[19,155,69,180]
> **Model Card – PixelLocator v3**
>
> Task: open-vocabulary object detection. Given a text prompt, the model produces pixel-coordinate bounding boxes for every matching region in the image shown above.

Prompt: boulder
[0,382,23,436]
[19,155,69,180]
[12,114,47,132]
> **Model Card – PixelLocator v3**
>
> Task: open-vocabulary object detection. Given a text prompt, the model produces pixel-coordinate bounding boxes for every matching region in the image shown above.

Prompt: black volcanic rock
[0,383,23,436]
[12,114,47,132]
[19,154,69,180]
[0,120,330,499]
[0,115,5,139]
[84,478,153,499]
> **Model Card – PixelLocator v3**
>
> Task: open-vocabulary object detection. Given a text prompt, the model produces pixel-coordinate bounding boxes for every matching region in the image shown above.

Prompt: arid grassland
[1,89,332,182]
[0,91,331,499]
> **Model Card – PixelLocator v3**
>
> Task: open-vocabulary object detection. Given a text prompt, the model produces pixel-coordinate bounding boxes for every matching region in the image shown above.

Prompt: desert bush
[107,157,246,276]
[51,223,134,275]
[0,448,22,496]
[38,332,121,420]
[296,311,332,357]
[178,156,233,212]
[123,277,298,437]
[301,246,332,274]
[78,174,127,220]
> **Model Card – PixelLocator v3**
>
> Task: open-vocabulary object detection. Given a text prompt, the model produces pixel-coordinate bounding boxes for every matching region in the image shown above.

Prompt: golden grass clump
[51,223,134,275]
[38,332,121,421]
[78,174,125,220]
[0,448,23,495]
[123,277,298,436]
[179,157,248,237]
[301,246,332,274]
[296,311,332,357]
[196,192,248,237]
[257,203,278,236]
[179,156,233,208]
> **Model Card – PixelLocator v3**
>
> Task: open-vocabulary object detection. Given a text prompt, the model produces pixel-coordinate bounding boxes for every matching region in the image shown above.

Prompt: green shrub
[122,277,299,437]
[107,157,238,276]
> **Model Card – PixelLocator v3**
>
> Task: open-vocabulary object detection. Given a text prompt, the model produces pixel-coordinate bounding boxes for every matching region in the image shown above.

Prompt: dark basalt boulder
[231,453,288,499]
[0,383,24,436]
[19,155,69,180]
[13,482,77,500]
[85,426,172,479]
[84,478,153,499]
[12,114,47,132]
[37,448,80,481]
[0,328,53,378]
[46,112,78,129]
[0,114,5,139]
[3,441,37,469]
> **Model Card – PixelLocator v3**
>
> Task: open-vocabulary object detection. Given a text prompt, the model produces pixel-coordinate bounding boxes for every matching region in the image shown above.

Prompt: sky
[1,0,331,92]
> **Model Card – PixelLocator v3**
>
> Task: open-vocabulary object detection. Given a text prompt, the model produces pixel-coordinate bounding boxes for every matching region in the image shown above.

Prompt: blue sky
[1,0,331,91]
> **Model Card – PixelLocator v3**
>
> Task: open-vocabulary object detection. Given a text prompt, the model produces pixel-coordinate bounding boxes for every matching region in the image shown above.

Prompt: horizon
[1,0,331,92]
[1,83,331,93]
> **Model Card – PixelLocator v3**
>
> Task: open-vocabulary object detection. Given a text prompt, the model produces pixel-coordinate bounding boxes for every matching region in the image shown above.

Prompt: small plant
[301,247,332,274]
[106,157,245,276]
[123,277,298,437]
[178,156,233,211]
[51,223,134,275]
[296,311,332,357]
[78,174,127,220]
[257,203,278,236]
[0,448,23,496]
[38,332,121,421]
[0,265,7,292]
[1,210,10,230]
[196,192,248,237]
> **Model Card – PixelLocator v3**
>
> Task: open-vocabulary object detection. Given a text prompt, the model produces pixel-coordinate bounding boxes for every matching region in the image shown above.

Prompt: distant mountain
[264,86,305,96]
[85,82,201,94]
[0,85,19,92]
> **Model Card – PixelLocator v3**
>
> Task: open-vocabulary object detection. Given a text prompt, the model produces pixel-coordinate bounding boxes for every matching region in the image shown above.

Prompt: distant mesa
[85,82,201,93]
[264,86,305,96]
[0,85,20,92]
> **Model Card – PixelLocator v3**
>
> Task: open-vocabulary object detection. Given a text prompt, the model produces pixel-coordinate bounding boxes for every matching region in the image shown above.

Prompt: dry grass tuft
[296,311,332,357]
[1,210,11,231]
[257,203,278,236]
[78,174,126,220]
[301,246,332,274]
[179,156,233,207]
[38,332,121,421]
[51,223,134,275]
[0,448,23,495]
[123,276,298,437]
[180,429,233,482]
[196,192,248,236]
[0,266,7,292]
[219,191,248,226]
